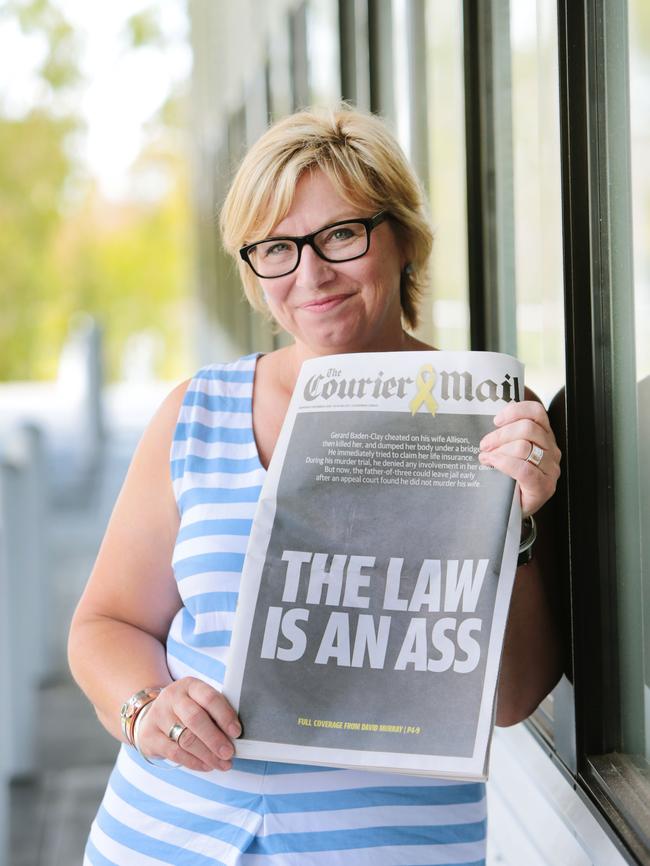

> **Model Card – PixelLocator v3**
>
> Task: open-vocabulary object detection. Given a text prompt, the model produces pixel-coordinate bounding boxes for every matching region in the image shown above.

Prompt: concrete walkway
[7,384,168,866]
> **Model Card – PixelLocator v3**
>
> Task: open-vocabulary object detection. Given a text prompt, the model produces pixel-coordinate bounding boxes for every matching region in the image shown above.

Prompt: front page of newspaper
[224,351,523,780]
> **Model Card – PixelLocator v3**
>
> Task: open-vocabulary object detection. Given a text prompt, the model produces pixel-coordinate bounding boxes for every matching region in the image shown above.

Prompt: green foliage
[0,0,192,382]
[123,8,165,49]
[0,110,76,378]
[55,150,191,381]
[0,0,81,93]
[630,0,650,55]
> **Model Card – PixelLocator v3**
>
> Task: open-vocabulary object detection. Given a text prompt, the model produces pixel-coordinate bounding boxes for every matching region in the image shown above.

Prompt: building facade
[188,1,650,863]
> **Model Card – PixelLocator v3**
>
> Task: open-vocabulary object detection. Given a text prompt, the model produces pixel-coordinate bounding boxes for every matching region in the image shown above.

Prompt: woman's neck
[277,331,433,396]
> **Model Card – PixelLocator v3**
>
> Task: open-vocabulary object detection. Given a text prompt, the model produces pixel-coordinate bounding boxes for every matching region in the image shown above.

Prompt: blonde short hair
[220,105,433,330]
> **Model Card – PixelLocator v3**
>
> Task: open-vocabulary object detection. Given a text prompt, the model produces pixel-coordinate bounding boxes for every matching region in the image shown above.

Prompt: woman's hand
[136,677,241,772]
[478,400,561,517]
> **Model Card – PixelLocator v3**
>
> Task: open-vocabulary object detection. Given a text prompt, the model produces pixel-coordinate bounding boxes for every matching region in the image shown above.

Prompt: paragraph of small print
[304,431,488,489]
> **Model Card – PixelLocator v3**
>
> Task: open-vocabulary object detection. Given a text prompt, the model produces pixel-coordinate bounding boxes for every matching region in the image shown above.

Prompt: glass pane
[306,0,341,105]
[509,0,566,741]
[510,0,565,406]
[268,16,292,120]
[425,1,470,350]
[618,0,650,762]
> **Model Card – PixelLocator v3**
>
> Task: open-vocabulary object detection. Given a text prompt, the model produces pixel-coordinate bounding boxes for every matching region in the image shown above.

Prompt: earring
[403,263,414,276]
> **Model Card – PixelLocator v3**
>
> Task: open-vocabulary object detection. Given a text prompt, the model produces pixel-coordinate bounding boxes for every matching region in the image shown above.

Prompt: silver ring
[526,443,544,467]
[167,722,187,744]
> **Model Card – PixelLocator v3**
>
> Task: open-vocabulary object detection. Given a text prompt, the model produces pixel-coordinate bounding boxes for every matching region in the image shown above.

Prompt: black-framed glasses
[239,212,388,279]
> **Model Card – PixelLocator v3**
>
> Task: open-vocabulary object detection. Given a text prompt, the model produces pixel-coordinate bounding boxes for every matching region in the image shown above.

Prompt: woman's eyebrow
[265,213,362,239]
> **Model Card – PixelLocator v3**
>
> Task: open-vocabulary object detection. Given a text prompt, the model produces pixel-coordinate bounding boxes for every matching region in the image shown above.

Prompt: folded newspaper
[224,350,523,780]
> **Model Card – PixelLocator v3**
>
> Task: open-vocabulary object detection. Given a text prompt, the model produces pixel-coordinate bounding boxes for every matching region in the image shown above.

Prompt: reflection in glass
[306,0,340,106]
[628,0,650,763]
[425,1,469,350]
[510,0,565,406]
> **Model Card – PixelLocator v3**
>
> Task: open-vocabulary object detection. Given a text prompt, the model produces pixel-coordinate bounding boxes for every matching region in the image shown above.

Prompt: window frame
[557,0,650,858]
[463,0,649,858]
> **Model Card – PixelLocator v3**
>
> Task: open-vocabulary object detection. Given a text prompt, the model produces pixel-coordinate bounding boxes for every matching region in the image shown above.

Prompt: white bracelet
[133,699,158,764]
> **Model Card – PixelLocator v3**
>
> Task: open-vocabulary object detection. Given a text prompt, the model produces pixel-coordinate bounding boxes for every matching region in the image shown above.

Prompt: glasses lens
[248,239,298,277]
[314,222,368,261]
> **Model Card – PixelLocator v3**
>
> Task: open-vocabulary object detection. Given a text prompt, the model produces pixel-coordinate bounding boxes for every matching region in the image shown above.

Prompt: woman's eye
[324,227,354,243]
[263,241,291,257]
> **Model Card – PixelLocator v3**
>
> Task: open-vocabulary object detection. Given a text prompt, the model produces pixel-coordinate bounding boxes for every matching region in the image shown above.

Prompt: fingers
[482,438,561,480]
[173,682,239,767]
[480,417,559,464]
[478,448,558,514]
[478,401,562,517]
[136,678,241,773]
[493,400,553,433]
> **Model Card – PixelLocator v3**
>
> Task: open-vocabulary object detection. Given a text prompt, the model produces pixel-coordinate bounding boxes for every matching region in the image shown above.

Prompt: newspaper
[224,351,523,780]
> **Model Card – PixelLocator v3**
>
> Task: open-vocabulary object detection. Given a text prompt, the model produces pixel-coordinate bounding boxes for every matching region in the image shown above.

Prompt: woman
[69,105,562,865]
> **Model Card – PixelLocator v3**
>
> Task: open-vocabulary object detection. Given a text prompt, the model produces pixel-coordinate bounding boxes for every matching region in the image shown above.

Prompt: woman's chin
[295,324,396,357]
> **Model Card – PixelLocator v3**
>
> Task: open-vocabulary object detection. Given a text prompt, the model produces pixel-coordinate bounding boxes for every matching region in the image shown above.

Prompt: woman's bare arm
[494,500,562,725]
[68,380,240,771]
[478,391,564,726]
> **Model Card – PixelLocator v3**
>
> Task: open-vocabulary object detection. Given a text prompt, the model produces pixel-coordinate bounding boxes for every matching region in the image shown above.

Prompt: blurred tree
[0,0,191,382]
[55,139,191,381]
[124,7,165,50]
[631,0,650,53]
[0,0,81,92]
[0,111,76,378]
[0,0,81,379]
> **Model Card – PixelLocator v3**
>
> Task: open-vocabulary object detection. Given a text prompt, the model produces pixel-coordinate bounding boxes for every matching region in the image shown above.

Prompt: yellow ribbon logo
[409,364,438,416]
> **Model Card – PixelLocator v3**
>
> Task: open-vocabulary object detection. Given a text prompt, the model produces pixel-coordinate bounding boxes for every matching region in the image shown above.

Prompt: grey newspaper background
[237,409,514,759]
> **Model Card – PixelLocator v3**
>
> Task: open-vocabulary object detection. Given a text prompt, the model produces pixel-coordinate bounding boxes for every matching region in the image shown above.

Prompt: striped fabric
[84,354,487,866]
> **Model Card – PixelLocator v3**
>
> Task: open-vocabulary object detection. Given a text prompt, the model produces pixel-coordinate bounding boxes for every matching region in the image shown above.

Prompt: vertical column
[463,0,516,354]
[338,0,371,109]
[290,2,310,109]
[245,67,276,355]
[0,503,9,866]
[368,0,395,121]
[0,426,43,780]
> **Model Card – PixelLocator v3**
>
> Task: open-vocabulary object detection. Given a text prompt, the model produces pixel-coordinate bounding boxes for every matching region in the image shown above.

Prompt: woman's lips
[300,293,352,312]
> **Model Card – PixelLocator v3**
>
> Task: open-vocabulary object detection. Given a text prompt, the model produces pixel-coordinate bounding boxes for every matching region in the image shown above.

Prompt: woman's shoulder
[187,354,260,383]
[140,355,260,449]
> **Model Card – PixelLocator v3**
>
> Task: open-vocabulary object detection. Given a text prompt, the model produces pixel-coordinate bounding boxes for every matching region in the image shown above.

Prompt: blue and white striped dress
[84,354,487,866]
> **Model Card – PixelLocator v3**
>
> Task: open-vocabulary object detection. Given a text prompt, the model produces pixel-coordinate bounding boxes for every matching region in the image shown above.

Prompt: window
[306,0,340,105]
[590,0,650,849]
[425,1,469,350]
[510,0,566,748]
[510,0,565,405]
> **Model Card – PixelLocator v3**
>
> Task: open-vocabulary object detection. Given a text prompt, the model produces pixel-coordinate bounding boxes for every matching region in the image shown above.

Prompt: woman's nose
[294,243,335,289]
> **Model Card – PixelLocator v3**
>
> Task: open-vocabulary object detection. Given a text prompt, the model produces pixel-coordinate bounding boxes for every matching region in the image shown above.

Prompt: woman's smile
[299,292,354,313]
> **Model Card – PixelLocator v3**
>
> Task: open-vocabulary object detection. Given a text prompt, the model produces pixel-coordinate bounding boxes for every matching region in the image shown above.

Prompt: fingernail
[219,745,234,759]
[493,413,503,425]
[479,438,489,449]
[478,453,490,464]
[228,723,241,738]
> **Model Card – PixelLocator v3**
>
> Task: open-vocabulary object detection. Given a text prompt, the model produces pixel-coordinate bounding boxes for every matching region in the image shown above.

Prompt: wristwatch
[120,687,163,746]
[517,515,537,567]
